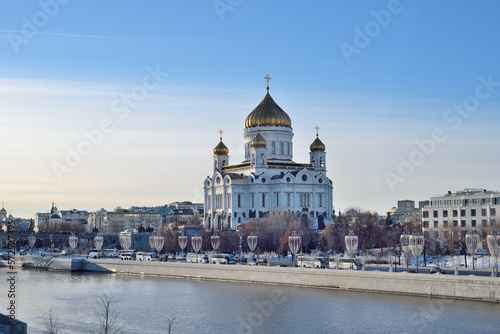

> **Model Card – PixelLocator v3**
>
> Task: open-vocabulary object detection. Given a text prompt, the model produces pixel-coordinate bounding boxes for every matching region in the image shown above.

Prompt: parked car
[430,266,446,274]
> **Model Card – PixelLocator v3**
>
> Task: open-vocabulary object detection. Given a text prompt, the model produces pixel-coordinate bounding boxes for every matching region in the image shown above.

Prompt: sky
[1,1,500,218]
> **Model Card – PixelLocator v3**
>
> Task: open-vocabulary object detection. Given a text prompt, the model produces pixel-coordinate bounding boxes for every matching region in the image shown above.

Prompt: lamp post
[192,236,202,263]
[409,234,424,273]
[178,233,187,259]
[400,234,411,270]
[487,233,500,277]
[149,234,156,253]
[465,231,481,275]
[345,231,358,270]
[288,232,301,266]
[119,232,131,251]
[94,235,104,258]
[27,235,36,255]
[211,234,220,253]
[247,234,257,265]
[154,236,165,256]
[69,235,78,258]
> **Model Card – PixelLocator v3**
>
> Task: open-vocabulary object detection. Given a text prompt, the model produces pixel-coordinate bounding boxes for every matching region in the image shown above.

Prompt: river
[3,269,500,333]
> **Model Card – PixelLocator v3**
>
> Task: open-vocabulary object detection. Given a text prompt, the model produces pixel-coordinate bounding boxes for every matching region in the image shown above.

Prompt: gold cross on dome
[219,129,223,141]
[315,125,320,136]
[264,74,271,90]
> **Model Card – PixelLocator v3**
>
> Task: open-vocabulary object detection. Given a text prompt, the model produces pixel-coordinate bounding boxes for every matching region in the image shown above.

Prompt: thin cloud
[0,30,154,42]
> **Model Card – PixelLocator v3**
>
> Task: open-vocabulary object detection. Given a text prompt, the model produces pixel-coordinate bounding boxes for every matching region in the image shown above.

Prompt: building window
[287,193,291,208]
[434,221,438,228]
[433,211,438,218]
[471,209,476,216]
[272,142,276,155]
[280,142,284,155]
[471,220,476,228]
[238,194,241,208]
[482,219,488,227]
[319,193,323,208]
[461,220,466,227]
[443,221,448,228]
[262,193,266,208]
[453,220,458,227]
[276,193,279,206]
[250,193,254,208]
[423,221,429,228]
[423,211,429,218]
[460,209,466,216]
[453,210,458,217]
[491,208,496,216]
[320,157,324,168]
[482,208,487,216]
[443,210,448,218]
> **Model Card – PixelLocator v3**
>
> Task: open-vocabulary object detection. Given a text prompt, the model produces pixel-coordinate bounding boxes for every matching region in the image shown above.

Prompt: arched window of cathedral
[312,157,315,165]
[280,142,284,155]
[238,217,241,224]
[237,194,241,208]
[214,161,217,170]
[251,154,255,167]
[287,142,290,155]
[271,142,276,155]
[222,160,226,167]
[260,153,265,165]
[320,157,324,168]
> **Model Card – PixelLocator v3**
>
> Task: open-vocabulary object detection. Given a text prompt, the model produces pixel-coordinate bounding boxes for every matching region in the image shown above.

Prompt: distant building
[34,203,88,232]
[388,199,427,226]
[422,188,500,238]
[87,207,162,234]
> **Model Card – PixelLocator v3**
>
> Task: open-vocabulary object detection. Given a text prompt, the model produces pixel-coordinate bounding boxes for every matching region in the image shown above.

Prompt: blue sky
[1,1,500,218]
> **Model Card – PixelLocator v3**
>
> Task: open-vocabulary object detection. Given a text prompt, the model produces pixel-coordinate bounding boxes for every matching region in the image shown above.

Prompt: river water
[3,269,500,334]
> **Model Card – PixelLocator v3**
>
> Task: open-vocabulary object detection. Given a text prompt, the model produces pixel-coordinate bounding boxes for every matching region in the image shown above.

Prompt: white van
[119,250,136,260]
[136,252,153,261]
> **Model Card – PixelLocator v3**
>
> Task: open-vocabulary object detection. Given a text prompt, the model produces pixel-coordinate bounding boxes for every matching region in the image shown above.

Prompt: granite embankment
[2,255,499,303]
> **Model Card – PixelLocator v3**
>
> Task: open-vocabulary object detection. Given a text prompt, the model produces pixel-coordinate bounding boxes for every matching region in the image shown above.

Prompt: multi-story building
[203,80,334,230]
[389,199,428,226]
[422,188,500,238]
[87,207,163,234]
[61,209,90,225]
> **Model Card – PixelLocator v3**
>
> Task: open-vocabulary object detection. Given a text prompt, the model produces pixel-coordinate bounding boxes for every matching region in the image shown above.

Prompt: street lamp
[69,235,78,258]
[119,232,131,251]
[178,233,188,259]
[247,234,257,265]
[465,231,481,275]
[27,235,36,255]
[400,234,411,270]
[345,231,358,270]
[94,235,104,258]
[211,234,220,253]
[154,236,165,255]
[288,232,301,266]
[487,233,500,277]
[409,234,424,273]
[191,236,202,263]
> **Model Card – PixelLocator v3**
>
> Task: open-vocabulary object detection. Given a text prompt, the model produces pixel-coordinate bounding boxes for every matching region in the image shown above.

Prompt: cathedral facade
[203,79,333,230]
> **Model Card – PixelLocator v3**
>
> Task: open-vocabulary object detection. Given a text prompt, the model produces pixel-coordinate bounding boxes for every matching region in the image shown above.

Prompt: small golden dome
[213,141,229,155]
[250,132,267,148]
[310,136,325,152]
[0,207,6,215]
[245,91,292,128]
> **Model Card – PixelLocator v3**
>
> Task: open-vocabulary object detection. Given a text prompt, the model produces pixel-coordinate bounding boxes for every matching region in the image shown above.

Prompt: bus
[296,256,328,269]
[329,257,362,270]
[209,254,236,265]
[119,250,137,261]
[186,253,208,263]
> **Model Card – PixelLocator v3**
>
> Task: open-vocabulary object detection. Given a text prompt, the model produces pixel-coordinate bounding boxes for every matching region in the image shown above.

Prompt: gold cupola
[244,75,292,129]
[250,132,267,149]
[213,129,229,155]
[310,125,325,152]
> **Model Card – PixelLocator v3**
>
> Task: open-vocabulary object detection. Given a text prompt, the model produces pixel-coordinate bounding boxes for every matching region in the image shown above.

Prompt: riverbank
[2,255,499,303]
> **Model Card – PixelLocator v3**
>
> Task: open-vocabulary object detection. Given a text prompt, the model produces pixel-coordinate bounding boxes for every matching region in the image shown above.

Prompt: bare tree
[165,317,175,334]
[95,293,123,334]
[43,309,60,334]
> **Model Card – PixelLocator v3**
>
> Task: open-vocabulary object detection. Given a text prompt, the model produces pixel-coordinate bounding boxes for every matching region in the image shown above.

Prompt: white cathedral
[203,77,334,231]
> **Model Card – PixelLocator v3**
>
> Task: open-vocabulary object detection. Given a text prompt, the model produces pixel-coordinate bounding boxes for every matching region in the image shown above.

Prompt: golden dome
[310,135,325,152]
[213,140,229,155]
[250,132,267,148]
[245,91,291,128]
[0,207,6,215]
